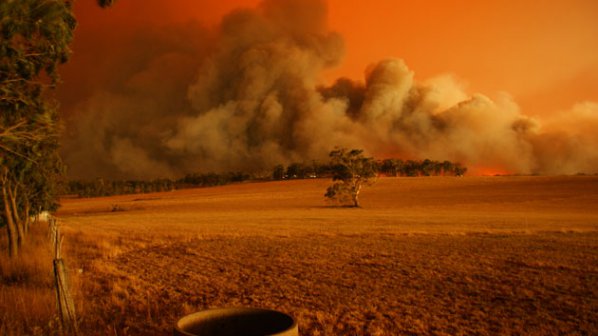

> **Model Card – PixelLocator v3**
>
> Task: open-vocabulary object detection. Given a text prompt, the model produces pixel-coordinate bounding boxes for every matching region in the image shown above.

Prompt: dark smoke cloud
[61,0,598,179]
[61,21,213,179]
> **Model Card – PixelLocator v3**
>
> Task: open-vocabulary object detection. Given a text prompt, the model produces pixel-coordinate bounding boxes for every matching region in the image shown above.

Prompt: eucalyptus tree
[325,148,377,208]
[1,0,116,257]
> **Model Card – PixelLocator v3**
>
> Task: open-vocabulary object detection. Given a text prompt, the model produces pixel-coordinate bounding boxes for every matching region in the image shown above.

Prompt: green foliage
[1,0,76,256]
[325,148,377,207]
[0,0,76,85]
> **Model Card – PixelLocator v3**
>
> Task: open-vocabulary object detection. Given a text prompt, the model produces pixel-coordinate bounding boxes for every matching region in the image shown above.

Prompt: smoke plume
[61,0,598,179]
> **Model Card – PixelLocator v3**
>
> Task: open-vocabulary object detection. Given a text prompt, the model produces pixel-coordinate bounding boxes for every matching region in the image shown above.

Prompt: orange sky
[69,0,598,115]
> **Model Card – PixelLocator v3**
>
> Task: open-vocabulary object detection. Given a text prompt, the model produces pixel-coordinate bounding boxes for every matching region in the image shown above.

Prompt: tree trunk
[8,184,25,247]
[2,184,19,257]
[352,183,362,208]
[23,199,31,235]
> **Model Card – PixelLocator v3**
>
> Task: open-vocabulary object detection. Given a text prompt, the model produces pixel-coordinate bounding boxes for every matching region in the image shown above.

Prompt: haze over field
[58,0,598,179]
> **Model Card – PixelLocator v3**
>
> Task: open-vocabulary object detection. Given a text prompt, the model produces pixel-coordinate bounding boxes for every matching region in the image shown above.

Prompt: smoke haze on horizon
[60,0,598,179]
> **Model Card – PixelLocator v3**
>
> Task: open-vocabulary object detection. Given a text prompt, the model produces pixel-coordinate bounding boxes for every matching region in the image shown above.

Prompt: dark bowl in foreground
[173,307,298,336]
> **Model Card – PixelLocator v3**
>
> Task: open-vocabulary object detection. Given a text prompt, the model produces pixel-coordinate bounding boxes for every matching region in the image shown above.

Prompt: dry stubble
[54,176,598,335]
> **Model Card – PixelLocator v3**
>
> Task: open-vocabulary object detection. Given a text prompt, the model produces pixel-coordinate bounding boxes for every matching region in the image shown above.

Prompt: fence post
[50,217,79,336]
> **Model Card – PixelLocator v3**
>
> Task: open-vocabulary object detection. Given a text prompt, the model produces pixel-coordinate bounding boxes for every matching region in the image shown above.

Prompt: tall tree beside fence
[0,0,75,256]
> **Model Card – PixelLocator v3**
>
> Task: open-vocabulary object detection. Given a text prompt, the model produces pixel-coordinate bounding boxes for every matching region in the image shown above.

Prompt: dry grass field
[0,224,58,335]
[3,176,598,335]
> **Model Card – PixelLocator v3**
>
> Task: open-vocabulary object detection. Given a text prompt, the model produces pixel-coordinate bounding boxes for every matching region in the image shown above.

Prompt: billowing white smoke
[62,0,598,178]
[530,102,598,174]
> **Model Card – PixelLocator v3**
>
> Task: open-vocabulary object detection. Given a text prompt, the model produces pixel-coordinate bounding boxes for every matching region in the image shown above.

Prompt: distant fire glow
[475,167,512,177]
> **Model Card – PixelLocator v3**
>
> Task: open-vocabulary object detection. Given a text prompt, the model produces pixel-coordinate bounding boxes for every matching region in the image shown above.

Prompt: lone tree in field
[325,148,377,207]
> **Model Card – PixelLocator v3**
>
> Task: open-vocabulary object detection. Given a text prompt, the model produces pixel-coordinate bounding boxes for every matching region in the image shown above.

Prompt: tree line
[376,159,467,177]
[273,158,467,179]
[66,158,466,198]
[66,172,251,198]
